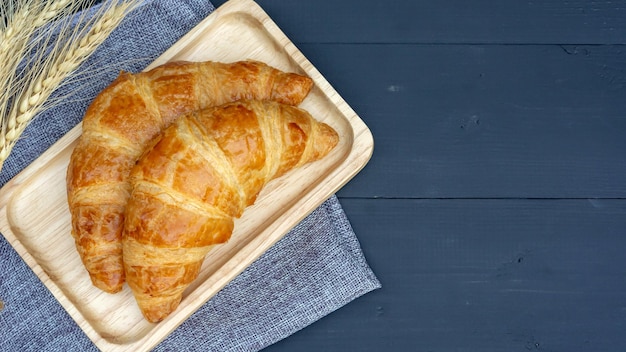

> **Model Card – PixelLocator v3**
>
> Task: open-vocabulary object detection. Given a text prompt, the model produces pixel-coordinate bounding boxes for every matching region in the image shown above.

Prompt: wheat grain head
[0,0,141,168]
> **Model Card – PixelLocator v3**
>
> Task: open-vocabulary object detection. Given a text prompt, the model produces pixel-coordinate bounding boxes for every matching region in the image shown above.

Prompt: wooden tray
[0,0,373,350]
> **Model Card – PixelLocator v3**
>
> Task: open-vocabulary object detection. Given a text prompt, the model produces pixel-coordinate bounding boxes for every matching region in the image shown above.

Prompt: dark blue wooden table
[211,1,626,350]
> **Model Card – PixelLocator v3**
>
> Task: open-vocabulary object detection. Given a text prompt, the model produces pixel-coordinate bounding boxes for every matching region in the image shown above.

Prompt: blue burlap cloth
[0,0,380,351]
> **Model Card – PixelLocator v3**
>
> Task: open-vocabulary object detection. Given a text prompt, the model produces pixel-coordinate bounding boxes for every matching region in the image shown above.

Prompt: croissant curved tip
[312,121,340,160]
[271,73,314,105]
[136,294,183,323]
[89,271,125,294]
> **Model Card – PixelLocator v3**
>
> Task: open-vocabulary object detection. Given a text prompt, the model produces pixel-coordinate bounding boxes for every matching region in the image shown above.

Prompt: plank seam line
[296,42,626,46]
[337,197,626,200]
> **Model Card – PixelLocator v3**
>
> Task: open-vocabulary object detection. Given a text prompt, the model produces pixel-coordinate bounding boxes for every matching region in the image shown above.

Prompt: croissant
[66,60,313,293]
[122,100,339,322]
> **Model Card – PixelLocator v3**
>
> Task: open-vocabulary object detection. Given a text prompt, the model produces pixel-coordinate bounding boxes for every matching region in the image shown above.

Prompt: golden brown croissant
[122,100,339,322]
[66,60,313,293]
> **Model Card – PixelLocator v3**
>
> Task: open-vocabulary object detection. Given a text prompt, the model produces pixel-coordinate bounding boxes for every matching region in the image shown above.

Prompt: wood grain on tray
[0,0,373,350]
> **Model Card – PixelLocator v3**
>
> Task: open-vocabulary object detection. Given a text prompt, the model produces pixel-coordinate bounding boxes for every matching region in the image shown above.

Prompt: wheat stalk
[0,0,140,169]
[0,2,44,131]
[0,0,77,118]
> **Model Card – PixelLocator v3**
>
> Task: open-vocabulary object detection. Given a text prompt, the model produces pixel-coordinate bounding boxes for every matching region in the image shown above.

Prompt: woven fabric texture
[0,1,380,351]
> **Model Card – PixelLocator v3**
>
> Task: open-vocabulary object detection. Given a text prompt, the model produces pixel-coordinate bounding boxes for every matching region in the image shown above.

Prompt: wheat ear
[0,0,81,157]
[0,0,140,167]
[0,2,43,127]
[0,0,77,104]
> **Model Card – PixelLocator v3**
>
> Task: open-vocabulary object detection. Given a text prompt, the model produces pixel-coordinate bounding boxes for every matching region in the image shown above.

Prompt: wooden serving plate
[0,0,373,350]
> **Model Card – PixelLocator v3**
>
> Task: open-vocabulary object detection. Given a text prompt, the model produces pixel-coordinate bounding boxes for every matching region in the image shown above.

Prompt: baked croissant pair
[66,60,339,322]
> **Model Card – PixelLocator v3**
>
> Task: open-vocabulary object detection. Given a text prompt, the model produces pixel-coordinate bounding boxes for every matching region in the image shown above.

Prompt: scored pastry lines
[258,100,285,184]
[123,237,214,267]
[82,129,142,158]
[185,112,247,215]
[133,74,169,132]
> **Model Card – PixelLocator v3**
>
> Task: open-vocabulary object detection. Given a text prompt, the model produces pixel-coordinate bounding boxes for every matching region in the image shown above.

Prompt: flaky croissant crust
[66,60,314,293]
[123,100,339,322]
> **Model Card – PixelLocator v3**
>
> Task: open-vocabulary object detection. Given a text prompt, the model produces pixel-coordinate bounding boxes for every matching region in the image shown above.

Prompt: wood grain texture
[291,43,626,199]
[267,198,626,352]
[17,0,626,351]
[201,1,626,351]
[0,1,372,350]
[211,0,626,44]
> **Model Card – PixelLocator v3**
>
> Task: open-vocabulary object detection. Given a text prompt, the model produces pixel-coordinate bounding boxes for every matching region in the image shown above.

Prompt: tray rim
[0,0,374,350]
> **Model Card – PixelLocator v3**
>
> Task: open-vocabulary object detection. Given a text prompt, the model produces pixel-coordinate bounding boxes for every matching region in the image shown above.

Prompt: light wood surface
[0,0,372,350]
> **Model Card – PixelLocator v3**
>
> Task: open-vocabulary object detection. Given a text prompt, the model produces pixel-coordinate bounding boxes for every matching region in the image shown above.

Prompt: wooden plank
[211,0,626,44]
[287,43,626,199]
[266,198,626,351]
